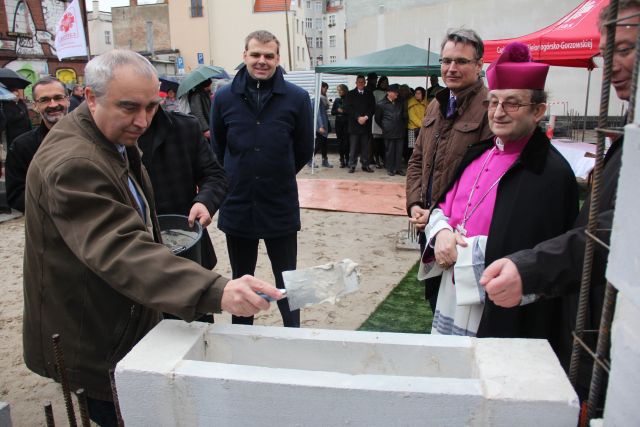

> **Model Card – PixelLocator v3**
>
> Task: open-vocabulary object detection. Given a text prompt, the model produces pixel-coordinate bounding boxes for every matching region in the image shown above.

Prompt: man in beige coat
[22,50,282,426]
[406,28,493,311]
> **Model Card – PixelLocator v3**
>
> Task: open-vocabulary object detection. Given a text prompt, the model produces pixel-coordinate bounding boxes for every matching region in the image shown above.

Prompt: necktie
[446,96,457,119]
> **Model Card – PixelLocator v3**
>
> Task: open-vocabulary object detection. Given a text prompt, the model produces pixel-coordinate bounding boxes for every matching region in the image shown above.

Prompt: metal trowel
[260,259,361,310]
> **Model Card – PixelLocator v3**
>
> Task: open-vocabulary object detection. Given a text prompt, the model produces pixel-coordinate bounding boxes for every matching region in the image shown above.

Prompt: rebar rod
[76,388,91,427]
[109,368,125,427]
[587,283,618,420]
[51,334,77,427]
[44,402,55,427]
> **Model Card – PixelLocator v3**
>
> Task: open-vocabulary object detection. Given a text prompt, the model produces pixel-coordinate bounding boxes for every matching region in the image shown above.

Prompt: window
[306,0,311,8]
[310,58,314,67]
[104,30,111,45]
[330,55,336,63]
[296,19,300,33]
[302,47,305,60]
[328,15,336,26]
[315,18,322,29]
[297,46,300,60]
[329,35,336,47]
[305,18,312,29]
[315,37,322,48]
[316,56,323,65]
[306,36,313,47]
[190,0,203,17]
[315,1,322,12]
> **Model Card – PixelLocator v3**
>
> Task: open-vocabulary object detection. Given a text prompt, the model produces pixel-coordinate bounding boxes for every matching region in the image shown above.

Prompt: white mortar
[116,321,578,426]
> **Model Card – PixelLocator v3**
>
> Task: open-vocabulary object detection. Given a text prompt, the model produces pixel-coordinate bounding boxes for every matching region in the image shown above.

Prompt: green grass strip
[358,261,433,334]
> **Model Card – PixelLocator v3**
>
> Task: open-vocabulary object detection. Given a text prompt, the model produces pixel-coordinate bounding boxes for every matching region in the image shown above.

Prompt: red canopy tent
[483,0,607,69]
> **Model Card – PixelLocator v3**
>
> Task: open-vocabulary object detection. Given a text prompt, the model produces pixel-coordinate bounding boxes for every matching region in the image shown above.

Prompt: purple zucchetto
[486,42,549,90]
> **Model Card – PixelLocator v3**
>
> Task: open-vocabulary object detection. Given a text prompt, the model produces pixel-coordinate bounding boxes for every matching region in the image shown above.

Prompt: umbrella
[0,68,31,90]
[159,76,180,93]
[176,65,230,98]
[0,82,16,101]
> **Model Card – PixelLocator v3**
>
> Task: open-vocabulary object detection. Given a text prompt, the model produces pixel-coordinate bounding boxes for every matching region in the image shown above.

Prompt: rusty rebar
[75,388,91,427]
[44,402,55,427]
[51,334,77,427]
[109,368,125,427]
[587,283,618,419]
[569,0,617,386]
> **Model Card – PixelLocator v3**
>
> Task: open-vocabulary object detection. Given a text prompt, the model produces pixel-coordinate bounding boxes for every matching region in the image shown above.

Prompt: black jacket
[509,135,623,392]
[138,107,227,269]
[189,90,211,133]
[1,99,31,146]
[375,96,407,139]
[343,88,375,135]
[210,65,313,239]
[5,123,48,212]
[68,94,84,112]
[435,127,579,350]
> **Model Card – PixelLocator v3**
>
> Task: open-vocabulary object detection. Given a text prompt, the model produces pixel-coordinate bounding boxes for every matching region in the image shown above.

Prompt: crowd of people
[0,0,634,423]
[311,73,437,176]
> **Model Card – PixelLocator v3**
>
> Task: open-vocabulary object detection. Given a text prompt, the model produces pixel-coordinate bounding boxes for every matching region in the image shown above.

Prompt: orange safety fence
[297,179,407,216]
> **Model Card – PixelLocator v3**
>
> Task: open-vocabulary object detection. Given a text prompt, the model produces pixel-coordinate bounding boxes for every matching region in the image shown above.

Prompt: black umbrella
[0,68,31,90]
[159,76,180,93]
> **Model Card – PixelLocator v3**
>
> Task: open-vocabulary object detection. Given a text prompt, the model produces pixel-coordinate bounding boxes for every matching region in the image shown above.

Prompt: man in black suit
[343,75,376,173]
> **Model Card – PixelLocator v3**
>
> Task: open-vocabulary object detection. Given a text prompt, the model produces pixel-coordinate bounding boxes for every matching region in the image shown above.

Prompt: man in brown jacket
[22,50,282,426]
[406,28,492,311]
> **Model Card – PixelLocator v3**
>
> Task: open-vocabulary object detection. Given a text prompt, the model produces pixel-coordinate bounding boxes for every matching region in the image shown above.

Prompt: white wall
[344,0,625,116]
[601,84,640,426]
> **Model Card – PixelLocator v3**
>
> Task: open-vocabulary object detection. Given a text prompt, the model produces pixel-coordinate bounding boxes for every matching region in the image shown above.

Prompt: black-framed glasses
[483,99,538,112]
[35,95,67,104]
[439,57,476,66]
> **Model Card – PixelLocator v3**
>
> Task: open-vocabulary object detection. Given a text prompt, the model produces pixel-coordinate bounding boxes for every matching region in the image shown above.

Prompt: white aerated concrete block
[0,402,12,427]
[116,321,579,426]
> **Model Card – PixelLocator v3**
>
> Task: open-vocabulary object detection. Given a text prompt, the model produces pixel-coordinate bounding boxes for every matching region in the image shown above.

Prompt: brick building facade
[0,0,87,95]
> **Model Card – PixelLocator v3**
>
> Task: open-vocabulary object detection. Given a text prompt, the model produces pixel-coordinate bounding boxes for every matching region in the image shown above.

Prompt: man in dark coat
[210,30,313,327]
[6,76,69,212]
[479,1,636,402]
[1,88,31,147]
[375,84,408,176]
[343,74,376,173]
[68,84,84,112]
[138,106,226,270]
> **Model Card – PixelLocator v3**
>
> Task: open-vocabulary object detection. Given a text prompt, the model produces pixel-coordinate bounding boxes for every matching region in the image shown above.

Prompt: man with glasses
[406,28,492,311]
[479,0,637,403]
[5,76,69,212]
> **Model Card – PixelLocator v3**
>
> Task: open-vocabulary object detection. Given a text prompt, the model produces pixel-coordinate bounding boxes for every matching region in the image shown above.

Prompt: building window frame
[190,0,203,18]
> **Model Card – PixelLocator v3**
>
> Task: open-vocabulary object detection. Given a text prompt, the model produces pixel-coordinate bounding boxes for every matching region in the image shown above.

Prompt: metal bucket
[157,214,203,265]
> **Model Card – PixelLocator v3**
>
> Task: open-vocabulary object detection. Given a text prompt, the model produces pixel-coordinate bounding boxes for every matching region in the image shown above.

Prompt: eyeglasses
[483,99,538,112]
[35,95,68,104]
[439,57,476,66]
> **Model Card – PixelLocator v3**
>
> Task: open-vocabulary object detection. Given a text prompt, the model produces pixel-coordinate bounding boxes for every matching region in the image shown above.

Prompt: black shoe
[387,171,395,176]
[348,167,355,173]
[395,170,406,176]
[339,161,346,168]
[362,166,375,173]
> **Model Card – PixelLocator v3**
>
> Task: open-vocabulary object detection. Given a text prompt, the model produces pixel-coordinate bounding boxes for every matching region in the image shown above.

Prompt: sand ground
[0,153,419,425]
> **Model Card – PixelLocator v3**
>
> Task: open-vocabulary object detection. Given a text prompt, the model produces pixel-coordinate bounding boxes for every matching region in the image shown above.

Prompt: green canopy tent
[315,44,441,77]
[310,44,441,172]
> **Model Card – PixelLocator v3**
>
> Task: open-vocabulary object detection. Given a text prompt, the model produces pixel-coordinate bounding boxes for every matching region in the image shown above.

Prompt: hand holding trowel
[259,259,361,310]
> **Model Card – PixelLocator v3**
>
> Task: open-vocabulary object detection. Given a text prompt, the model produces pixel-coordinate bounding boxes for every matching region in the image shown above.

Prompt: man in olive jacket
[406,28,492,311]
[22,50,281,426]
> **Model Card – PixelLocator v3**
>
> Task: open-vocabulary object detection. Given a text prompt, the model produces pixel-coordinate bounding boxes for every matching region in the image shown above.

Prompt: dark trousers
[349,133,370,168]
[385,138,404,173]
[314,134,329,159]
[419,231,440,313]
[226,233,300,327]
[87,397,118,427]
[373,137,385,165]
[335,120,349,163]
